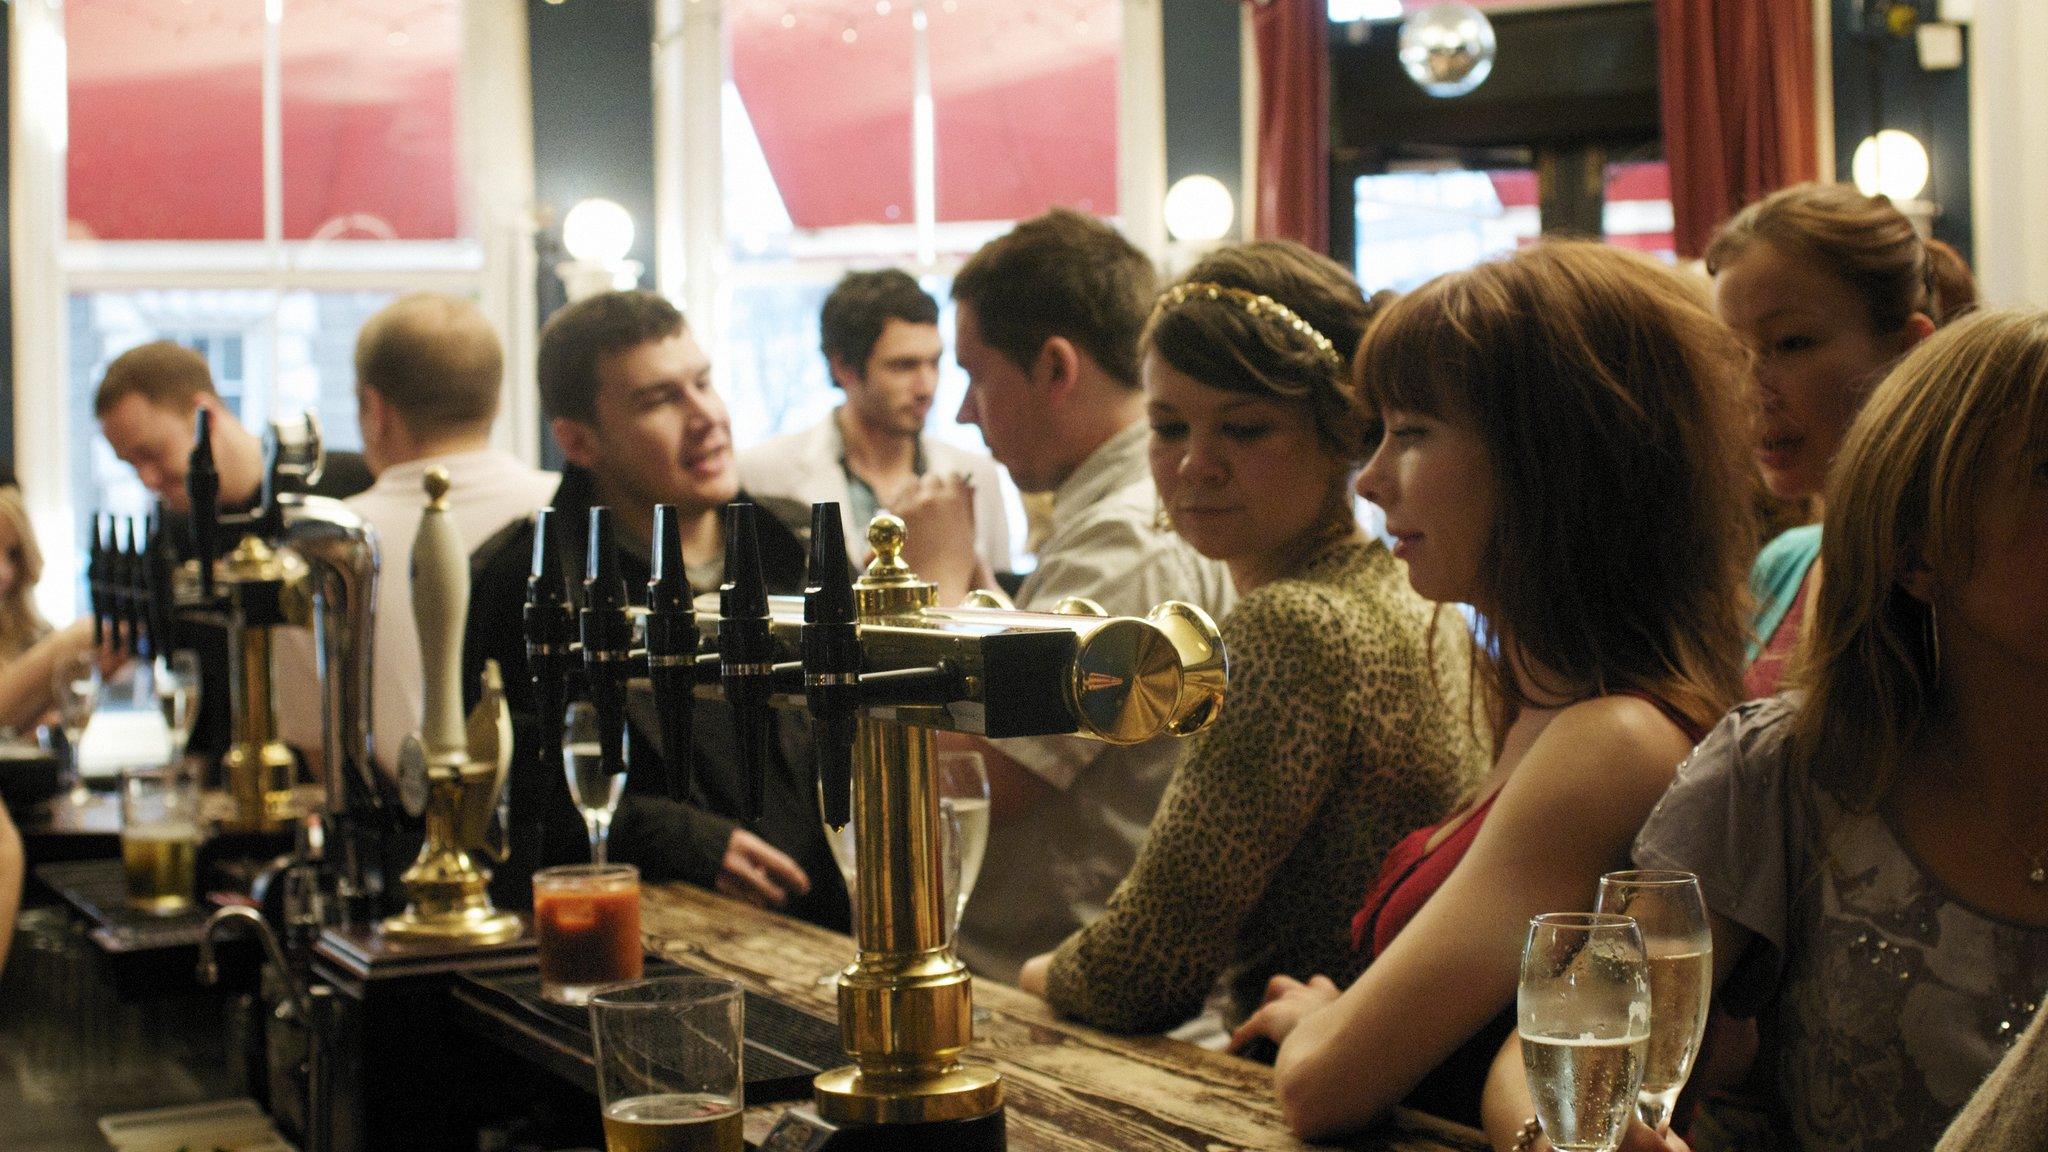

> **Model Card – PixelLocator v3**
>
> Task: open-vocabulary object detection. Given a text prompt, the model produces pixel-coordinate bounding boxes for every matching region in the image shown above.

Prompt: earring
[1923,601,1943,682]
[1153,504,1175,535]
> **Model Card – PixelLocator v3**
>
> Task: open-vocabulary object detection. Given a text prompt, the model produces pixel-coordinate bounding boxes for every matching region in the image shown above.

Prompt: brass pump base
[813,1062,1003,1127]
[379,838,521,946]
[379,903,521,945]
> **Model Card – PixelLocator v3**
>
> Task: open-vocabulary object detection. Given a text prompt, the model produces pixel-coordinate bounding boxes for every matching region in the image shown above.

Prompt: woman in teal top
[1705,184,1971,695]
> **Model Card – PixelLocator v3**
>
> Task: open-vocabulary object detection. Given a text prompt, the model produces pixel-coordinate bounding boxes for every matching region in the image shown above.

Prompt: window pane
[68,289,394,571]
[1352,169,1539,294]
[66,0,265,240]
[928,0,1119,222]
[1603,159,1675,262]
[282,2,464,240]
[728,1,916,242]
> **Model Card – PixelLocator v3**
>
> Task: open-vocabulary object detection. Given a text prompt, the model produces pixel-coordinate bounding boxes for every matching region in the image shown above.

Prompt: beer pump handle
[525,507,576,708]
[413,469,469,760]
[581,508,632,787]
[188,406,221,600]
[117,518,143,656]
[719,502,776,823]
[142,514,179,662]
[88,515,109,648]
[802,504,859,830]
[646,504,697,804]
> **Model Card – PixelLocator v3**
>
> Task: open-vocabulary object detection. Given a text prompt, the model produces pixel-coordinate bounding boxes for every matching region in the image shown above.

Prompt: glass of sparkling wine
[120,764,202,914]
[1597,870,1713,1130]
[52,649,102,799]
[565,701,627,865]
[153,652,201,768]
[1519,912,1652,1152]
[935,751,990,939]
[590,976,744,1152]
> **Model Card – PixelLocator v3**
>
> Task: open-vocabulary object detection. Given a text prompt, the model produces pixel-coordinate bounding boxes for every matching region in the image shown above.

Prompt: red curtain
[1248,0,1330,252]
[1656,0,1819,258]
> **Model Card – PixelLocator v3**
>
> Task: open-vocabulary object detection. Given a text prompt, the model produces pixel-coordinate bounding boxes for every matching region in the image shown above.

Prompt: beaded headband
[1150,281,1345,372]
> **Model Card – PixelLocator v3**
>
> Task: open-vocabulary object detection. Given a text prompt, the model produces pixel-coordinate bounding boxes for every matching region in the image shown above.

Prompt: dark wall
[527,0,657,465]
[1163,0,1243,232]
[1830,1,1972,261]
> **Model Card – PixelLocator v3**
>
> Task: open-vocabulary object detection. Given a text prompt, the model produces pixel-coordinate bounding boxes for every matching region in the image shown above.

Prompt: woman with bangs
[1518,309,2048,1152]
[1706,183,1975,696]
[1229,241,1754,1140]
[1013,240,1483,1037]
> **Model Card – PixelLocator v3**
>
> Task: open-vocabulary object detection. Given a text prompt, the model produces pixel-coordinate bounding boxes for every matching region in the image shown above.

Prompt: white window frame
[8,0,539,621]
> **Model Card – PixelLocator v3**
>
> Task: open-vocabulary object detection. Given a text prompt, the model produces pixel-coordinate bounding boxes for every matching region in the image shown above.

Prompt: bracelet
[1511,1116,1544,1152]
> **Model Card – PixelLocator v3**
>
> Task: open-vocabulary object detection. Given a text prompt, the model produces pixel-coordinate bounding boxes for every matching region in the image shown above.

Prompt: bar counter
[475,881,1490,1152]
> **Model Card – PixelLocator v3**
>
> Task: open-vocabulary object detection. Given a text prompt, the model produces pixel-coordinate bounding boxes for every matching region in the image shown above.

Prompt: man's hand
[714,828,810,909]
[894,472,979,604]
[1227,973,1340,1054]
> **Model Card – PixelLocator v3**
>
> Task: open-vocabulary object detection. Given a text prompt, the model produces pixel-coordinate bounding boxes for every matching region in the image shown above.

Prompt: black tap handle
[803,504,859,830]
[525,507,577,712]
[646,504,697,804]
[117,518,143,656]
[720,502,776,823]
[188,406,220,600]
[88,514,110,649]
[143,512,178,662]
[581,508,632,789]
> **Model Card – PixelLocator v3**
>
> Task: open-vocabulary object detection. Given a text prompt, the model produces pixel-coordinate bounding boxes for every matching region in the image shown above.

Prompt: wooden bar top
[636,882,1488,1152]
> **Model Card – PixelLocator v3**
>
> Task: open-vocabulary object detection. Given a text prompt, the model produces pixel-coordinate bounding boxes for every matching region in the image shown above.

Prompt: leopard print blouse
[1043,533,1485,1033]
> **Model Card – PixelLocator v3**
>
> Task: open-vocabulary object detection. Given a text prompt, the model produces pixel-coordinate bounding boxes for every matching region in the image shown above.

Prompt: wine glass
[563,701,625,866]
[1518,912,1652,1152]
[152,651,201,770]
[52,649,102,800]
[1597,870,1713,1130]
[936,751,990,939]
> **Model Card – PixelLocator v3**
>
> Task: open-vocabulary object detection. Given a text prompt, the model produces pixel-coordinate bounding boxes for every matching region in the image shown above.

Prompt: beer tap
[580,508,633,792]
[802,508,859,832]
[88,514,110,648]
[644,504,702,804]
[188,406,222,600]
[718,502,778,823]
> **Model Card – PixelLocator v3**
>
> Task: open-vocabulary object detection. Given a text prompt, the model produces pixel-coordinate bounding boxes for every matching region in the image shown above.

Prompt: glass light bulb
[1852,130,1931,202]
[562,198,636,265]
[1164,175,1234,243]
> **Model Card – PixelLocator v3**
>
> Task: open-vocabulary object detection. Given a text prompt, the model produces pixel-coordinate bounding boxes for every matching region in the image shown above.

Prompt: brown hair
[0,486,48,659]
[537,290,686,424]
[1792,309,2048,802]
[951,209,1156,389]
[1144,240,1382,460]
[355,292,504,438]
[1353,240,1754,736]
[93,341,217,417]
[1705,182,1976,333]
[820,269,939,380]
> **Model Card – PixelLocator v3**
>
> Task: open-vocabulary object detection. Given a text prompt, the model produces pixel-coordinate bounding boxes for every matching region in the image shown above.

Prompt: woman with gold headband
[1013,241,1484,1035]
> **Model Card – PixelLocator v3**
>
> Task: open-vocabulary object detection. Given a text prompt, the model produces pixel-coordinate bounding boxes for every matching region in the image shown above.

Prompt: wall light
[559,198,643,300]
[1851,129,1931,202]
[1163,175,1234,244]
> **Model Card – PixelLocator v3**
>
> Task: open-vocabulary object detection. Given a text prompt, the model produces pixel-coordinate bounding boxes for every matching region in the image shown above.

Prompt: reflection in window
[1602,160,1676,262]
[1352,169,1540,295]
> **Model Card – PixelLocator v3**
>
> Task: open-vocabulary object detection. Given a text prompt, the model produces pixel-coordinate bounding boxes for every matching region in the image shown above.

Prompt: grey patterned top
[1635,696,2048,1152]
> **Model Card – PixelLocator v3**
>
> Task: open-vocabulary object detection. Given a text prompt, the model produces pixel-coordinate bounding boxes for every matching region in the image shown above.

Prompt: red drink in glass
[534,863,644,1004]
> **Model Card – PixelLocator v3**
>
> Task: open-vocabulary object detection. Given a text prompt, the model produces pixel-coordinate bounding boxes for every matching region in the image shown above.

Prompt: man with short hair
[927,209,1234,982]
[739,269,1008,572]
[464,290,848,928]
[95,340,374,762]
[280,293,559,780]
[95,340,372,512]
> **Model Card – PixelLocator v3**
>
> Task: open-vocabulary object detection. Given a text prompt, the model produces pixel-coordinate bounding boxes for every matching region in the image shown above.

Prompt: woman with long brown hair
[1707,183,1974,696]
[1228,240,1754,1138]
[1563,309,2048,1152]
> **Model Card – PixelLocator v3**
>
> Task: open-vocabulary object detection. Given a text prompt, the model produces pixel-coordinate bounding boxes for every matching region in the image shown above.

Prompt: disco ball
[1398,3,1497,98]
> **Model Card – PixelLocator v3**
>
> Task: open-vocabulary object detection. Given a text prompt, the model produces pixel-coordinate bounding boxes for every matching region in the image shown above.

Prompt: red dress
[1346,693,1710,1126]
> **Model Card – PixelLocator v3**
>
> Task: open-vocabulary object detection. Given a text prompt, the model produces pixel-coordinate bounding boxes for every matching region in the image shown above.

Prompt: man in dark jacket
[464,290,847,930]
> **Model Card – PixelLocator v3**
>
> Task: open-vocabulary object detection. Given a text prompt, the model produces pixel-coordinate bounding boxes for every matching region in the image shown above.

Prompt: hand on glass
[1227,973,1340,1054]
[715,827,809,908]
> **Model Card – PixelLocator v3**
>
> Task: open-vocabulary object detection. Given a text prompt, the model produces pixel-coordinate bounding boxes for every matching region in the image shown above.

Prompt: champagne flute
[1519,912,1652,1152]
[52,649,102,800]
[936,751,990,939]
[564,701,625,866]
[1598,870,1713,1130]
[153,651,201,770]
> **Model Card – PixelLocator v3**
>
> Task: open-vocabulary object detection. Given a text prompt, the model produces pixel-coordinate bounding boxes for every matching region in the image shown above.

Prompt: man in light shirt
[282,292,557,781]
[909,210,1234,982]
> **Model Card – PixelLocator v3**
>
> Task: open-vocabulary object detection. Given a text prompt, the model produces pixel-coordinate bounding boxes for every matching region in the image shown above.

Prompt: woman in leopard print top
[1015,242,1485,1033]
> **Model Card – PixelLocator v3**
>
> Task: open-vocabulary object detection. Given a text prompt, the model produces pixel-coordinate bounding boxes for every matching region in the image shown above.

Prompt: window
[662,0,1148,567]
[15,0,533,618]
[1352,167,1539,294]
